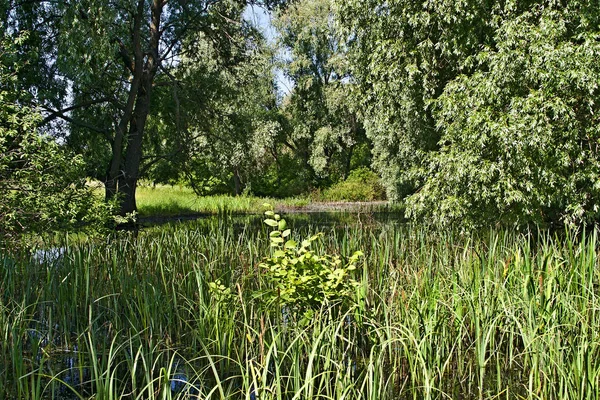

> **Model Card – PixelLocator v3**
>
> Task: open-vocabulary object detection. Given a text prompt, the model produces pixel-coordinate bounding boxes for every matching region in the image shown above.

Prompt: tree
[407,6,600,227]
[0,33,111,247]
[333,0,538,200]
[146,29,283,196]
[6,0,287,215]
[276,0,368,186]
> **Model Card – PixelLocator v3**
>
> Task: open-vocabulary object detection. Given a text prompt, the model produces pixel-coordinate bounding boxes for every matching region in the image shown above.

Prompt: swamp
[3,0,600,398]
[1,211,600,399]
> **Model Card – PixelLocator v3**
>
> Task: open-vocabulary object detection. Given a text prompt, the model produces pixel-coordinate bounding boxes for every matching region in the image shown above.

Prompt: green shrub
[323,167,386,202]
[257,206,363,322]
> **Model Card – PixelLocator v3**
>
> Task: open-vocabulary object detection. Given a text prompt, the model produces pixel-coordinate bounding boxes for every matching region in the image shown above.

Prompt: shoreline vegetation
[134,184,394,219]
[3,1,600,396]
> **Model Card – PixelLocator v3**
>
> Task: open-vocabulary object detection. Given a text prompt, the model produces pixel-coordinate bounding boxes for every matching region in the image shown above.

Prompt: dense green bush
[257,208,364,322]
[322,167,386,202]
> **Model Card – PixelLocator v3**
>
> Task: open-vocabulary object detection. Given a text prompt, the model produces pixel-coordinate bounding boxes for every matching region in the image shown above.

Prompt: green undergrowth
[320,167,387,202]
[1,220,600,399]
[135,185,310,216]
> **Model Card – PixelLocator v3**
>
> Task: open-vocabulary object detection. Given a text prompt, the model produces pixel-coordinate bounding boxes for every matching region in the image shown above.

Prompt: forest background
[2,0,600,241]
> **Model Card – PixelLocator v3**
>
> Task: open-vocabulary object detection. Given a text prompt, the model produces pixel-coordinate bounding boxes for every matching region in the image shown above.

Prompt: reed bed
[1,217,599,399]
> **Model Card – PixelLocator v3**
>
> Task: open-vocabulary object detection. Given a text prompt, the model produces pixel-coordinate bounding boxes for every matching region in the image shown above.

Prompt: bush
[257,207,364,322]
[322,167,386,202]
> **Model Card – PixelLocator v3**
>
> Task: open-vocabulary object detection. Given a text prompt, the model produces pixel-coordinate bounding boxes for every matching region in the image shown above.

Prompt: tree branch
[40,97,113,125]
[39,105,111,139]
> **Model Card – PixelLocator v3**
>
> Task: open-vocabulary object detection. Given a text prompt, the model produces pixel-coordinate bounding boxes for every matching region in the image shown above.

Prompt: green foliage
[322,167,386,202]
[407,7,600,228]
[146,28,283,196]
[276,0,370,185]
[248,153,312,198]
[258,206,363,318]
[336,0,600,227]
[6,0,292,214]
[334,0,554,202]
[0,34,112,247]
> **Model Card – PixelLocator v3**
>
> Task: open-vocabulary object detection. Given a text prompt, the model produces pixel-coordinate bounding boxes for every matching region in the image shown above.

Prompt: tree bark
[119,77,153,214]
[107,0,163,216]
[233,167,242,196]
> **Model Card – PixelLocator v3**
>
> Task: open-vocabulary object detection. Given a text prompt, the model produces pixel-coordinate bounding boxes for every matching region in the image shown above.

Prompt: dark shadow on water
[138,210,407,234]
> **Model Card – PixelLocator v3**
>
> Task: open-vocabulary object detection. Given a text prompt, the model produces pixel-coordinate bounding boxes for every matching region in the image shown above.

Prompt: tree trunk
[233,168,243,196]
[108,0,162,216]
[104,0,145,206]
[344,144,354,180]
[119,77,153,215]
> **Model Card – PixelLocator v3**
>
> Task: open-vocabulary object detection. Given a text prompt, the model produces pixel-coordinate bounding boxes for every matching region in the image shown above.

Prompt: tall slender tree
[275,0,368,185]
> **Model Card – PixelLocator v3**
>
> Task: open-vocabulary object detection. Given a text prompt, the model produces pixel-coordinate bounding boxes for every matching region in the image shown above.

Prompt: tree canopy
[276,0,370,185]
[0,33,110,246]
[4,0,288,215]
[3,0,600,231]
[335,0,600,227]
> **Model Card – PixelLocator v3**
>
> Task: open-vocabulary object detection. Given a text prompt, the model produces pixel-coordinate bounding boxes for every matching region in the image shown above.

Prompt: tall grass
[135,185,311,217]
[1,218,599,399]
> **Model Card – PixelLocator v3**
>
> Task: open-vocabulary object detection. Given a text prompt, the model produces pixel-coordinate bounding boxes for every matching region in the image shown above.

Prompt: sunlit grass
[135,184,311,216]
[88,181,393,217]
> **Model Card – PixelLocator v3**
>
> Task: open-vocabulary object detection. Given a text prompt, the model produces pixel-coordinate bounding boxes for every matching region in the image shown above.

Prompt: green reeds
[1,219,600,399]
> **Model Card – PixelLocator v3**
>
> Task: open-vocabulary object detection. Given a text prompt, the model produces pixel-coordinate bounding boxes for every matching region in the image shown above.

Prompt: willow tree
[407,6,600,227]
[143,30,282,196]
[0,32,110,246]
[334,0,539,200]
[6,0,286,215]
[336,0,600,226]
[275,0,368,185]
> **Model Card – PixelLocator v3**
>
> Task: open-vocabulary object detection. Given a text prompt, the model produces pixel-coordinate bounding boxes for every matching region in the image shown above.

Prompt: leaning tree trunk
[118,78,153,215]
[109,0,162,216]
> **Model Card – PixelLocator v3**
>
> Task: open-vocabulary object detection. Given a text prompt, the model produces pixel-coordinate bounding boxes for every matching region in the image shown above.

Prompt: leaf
[270,231,282,238]
[265,210,275,217]
[264,219,278,227]
[278,219,287,230]
[273,250,286,258]
[282,229,292,238]
[285,240,298,249]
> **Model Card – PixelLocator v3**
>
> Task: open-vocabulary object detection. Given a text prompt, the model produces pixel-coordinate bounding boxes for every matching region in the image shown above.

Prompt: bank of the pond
[135,185,395,218]
[136,201,398,227]
[1,219,599,399]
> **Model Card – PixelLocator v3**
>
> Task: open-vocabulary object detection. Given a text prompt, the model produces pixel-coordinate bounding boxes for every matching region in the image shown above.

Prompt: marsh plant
[256,206,365,324]
[1,215,600,399]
